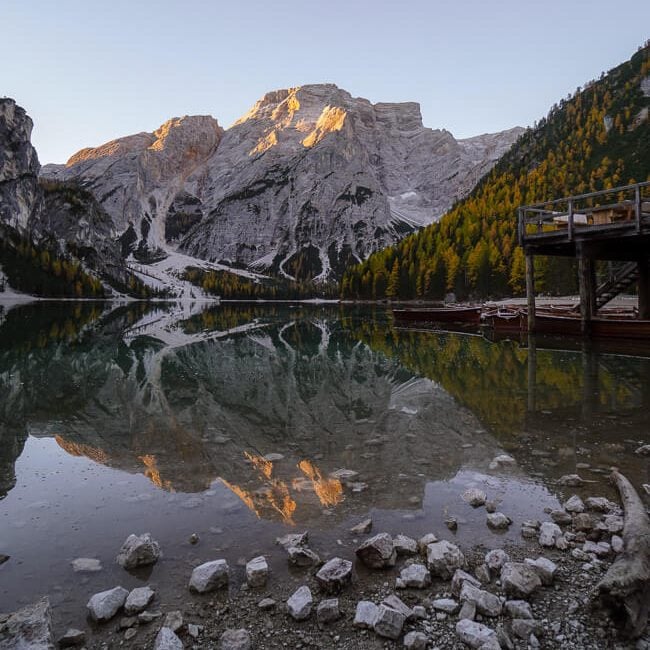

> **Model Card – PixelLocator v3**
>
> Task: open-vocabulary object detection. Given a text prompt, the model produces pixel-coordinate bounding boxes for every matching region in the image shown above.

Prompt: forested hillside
[341,44,650,301]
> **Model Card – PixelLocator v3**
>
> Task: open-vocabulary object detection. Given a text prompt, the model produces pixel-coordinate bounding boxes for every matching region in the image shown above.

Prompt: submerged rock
[0,597,54,649]
[462,488,487,507]
[87,586,128,623]
[71,558,102,573]
[316,557,353,593]
[115,533,162,569]
[350,518,372,535]
[188,559,229,593]
[356,533,396,568]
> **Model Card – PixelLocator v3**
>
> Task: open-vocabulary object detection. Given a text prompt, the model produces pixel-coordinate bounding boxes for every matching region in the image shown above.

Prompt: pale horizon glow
[4,0,649,164]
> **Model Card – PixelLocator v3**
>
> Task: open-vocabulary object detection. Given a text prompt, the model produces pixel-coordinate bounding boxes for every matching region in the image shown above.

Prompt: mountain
[41,84,522,283]
[341,44,650,300]
[0,98,134,297]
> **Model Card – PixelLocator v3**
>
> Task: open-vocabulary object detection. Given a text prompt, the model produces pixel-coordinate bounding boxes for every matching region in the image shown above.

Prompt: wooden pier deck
[517,181,650,332]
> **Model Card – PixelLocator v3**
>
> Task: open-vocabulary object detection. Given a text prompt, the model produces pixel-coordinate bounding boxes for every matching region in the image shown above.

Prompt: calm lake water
[0,300,648,631]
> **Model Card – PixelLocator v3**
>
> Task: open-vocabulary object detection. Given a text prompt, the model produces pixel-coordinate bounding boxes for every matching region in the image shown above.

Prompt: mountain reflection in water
[0,299,648,520]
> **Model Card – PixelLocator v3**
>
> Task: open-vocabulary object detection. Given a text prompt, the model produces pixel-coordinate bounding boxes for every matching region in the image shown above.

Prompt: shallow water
[0,300,648,632]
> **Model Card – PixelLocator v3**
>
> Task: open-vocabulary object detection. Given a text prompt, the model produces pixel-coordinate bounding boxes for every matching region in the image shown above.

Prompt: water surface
[0,300,648,631]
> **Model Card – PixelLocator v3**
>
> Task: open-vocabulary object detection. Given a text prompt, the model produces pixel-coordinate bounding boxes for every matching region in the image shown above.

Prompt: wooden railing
[518,181,650,244]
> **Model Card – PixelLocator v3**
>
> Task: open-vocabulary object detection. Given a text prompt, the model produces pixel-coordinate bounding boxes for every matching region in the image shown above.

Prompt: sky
[3,0,649,164]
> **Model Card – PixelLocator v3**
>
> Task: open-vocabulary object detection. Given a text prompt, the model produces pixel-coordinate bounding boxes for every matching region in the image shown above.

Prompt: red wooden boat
[393,306,482,325]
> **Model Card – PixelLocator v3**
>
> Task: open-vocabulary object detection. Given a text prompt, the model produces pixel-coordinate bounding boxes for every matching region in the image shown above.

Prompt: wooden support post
[638,258,650,320]
[578,255,595,334]
[526,254,535,332]
[527,336,537,412]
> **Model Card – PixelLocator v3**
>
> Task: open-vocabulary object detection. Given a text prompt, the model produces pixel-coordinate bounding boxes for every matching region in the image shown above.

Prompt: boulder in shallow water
[462,488,487,507]
[0,597,54,649]
[116,533,162,569]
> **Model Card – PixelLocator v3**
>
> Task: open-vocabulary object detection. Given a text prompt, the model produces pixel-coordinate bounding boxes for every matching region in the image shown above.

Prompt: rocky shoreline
[2,463,650,650]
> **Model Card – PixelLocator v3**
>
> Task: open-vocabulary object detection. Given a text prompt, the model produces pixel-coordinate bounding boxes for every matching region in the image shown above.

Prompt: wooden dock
[518,181,650,333]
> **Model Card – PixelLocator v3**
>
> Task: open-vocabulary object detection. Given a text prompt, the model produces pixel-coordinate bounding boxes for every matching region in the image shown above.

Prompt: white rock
[287,586,312,621]
[316,557,353,593]
[58,628,86,648]
[393,534,418,556]
[287,545,320,567]
[188,559,229,593]
[585,497,618,512]
[563,495,584,513]
[220,629,251,650]
[154,627,183,650]
[373,604,405,640]
[500,562,542,598]
[316,598,340,624]
[505,599,533,619]
[611,535,624,553]
[539,521,563,547]
[524,557,557,585]
[382,595,413,620]
[451,568,482,596]
[245,556,268,587]
[403,631,427,649]
[455,619,500,649]
[417,532,438,554]
[489,454,516,470]
[427,540,466,579]
[635,444,650,456]
[356,533,396,568]
[0,597,54,649]
[86,586,128,623]
[115,533,162,569]
[163,610,183,632]
[458,601,476,621]
[398,563,431,588]
[353,601,378,629]
[462,488,487,507]
[459,583,503,617]
[558,474,586,486]
[432,598,459,614]
[124,586,154,614]
[583,540,611,557]
[485,549,510,575]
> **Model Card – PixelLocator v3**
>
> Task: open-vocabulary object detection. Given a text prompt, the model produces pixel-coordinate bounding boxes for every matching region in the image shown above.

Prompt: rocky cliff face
[42,85,522,280]
[0,99,42,233]
[43,116,224,261]
[0,99,128,292]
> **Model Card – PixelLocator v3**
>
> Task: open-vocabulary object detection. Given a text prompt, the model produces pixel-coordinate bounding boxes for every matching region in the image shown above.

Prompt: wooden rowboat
[392,306,482,325]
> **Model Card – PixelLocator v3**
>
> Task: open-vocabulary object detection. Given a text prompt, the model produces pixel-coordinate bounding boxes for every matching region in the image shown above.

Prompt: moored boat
[392,306,482,325]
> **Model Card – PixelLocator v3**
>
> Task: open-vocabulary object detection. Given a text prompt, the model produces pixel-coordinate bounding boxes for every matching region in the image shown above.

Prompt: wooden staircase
[595,262,638,311]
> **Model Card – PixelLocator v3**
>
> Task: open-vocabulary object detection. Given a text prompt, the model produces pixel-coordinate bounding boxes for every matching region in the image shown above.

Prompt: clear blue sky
[4,0,649,164]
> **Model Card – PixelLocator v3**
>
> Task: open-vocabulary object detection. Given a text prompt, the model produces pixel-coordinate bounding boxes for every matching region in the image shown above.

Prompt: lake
[0,300,648,635]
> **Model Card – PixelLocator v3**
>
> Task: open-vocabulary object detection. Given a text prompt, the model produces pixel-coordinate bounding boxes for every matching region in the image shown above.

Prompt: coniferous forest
[341,44,650,301]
